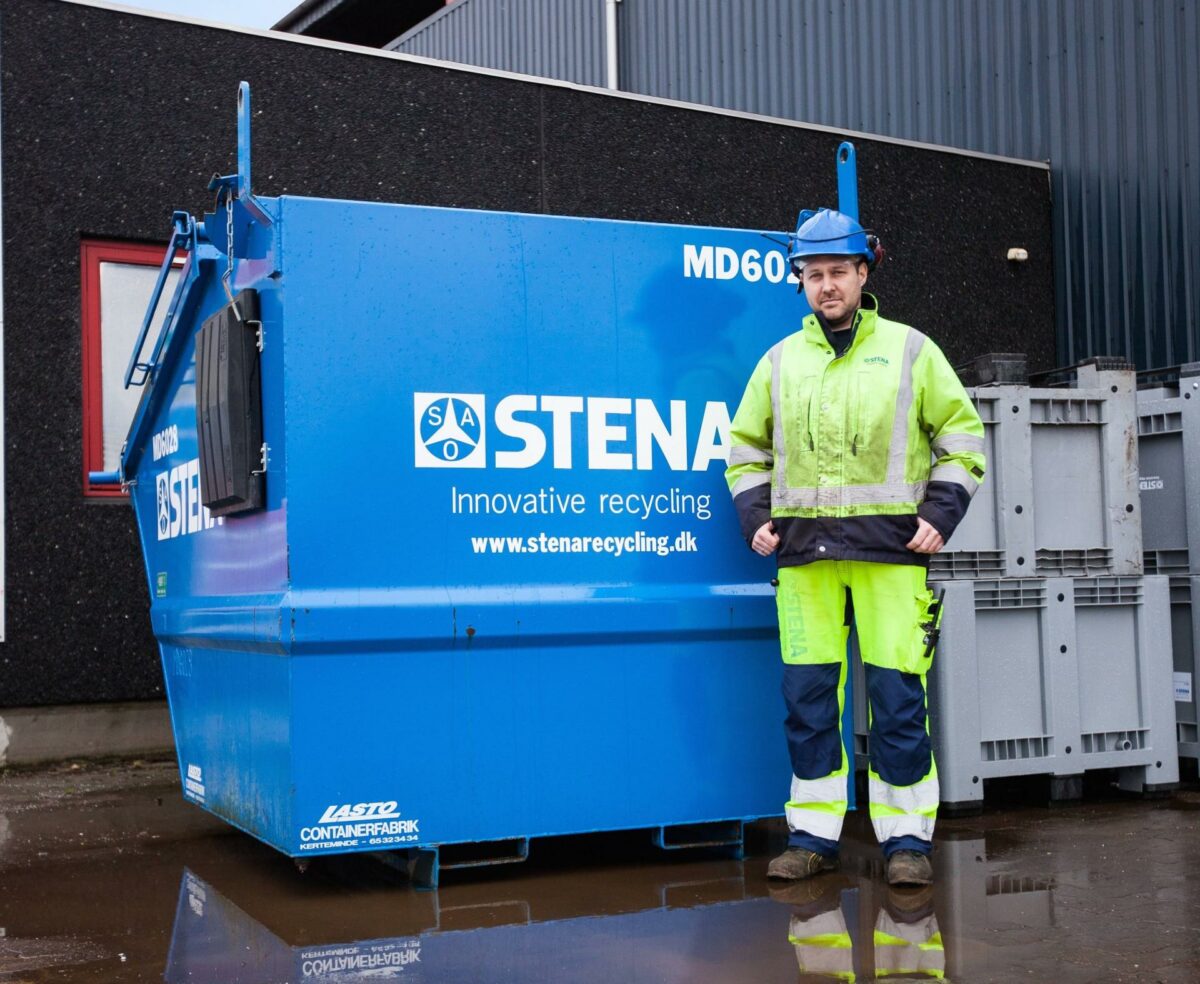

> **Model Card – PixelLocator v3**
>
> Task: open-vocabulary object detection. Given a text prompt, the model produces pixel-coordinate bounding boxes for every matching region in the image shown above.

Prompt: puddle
[1,763,1199,982]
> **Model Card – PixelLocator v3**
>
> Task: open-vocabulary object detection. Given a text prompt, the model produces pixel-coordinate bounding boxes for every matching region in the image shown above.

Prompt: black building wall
[0,0,1053,707]
[393,0,1200,374]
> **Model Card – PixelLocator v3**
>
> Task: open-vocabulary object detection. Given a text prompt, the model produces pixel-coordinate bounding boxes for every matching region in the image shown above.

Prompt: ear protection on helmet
[865,234,884,271]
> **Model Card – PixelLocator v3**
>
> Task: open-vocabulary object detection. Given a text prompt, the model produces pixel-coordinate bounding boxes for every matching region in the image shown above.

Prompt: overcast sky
[119,1,300,30]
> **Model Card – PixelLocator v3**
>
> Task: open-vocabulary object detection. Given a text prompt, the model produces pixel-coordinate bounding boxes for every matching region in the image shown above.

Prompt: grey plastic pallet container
[853,576,1178,807]
[932,363,1142,580]
[1027,366,1142,576]
[1137,370,1200,575]
[1169,576,1200,760]
[929,385,1036,580]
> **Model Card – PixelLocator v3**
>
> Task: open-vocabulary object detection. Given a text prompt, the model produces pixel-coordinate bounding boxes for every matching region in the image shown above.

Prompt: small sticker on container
[156,572,168,597]
[185,763,206,801]
[1174,672,1193,703]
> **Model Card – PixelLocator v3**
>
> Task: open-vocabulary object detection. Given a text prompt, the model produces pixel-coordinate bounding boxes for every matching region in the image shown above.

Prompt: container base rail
[386,820,749,889]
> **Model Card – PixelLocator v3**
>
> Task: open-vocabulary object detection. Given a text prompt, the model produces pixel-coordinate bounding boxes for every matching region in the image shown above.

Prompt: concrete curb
[0,701,174,767]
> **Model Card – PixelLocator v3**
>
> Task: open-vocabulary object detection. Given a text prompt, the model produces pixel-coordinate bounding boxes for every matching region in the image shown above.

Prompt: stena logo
[414,394,487,467]
[413,393,731,471]
[156,458,224,540]
[157,472,171,539]
[318,801,401,824]
[683,243,800,285]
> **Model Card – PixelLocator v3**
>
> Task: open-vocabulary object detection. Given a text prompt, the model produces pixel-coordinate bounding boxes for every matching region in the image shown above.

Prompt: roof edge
[58,0,1050,171]
[271,0,334,32]
[387,0,466,49]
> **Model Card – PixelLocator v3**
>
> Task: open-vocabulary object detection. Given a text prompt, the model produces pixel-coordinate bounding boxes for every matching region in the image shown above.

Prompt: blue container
[109,86,859,884]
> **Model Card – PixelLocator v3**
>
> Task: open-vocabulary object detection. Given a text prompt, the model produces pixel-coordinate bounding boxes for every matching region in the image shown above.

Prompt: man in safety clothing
[725,208,985,887]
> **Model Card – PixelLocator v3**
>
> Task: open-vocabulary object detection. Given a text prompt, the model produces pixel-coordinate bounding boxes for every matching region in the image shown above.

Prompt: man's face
[800,255,868,326]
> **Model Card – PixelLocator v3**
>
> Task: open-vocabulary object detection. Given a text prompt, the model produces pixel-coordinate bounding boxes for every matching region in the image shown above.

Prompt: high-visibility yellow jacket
[725,294,985,567]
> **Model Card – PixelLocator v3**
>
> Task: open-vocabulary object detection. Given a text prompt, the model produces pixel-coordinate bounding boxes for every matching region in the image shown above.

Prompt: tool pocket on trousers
[892,583,936,676]
[901,586,940,675]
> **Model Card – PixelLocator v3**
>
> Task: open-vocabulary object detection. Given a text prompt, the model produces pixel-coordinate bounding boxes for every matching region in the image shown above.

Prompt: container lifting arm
[206,82,272,229]
[836,142,859,221]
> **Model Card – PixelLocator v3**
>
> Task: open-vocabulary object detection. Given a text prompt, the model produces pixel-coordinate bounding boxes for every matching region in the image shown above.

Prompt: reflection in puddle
[165,865,798,982]
[169,871,426,982]
[784,881,945,981]
[164,831,1060,983]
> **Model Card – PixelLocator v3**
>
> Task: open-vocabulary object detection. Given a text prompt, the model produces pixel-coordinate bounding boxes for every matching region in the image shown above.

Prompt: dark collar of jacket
[805,292,881,350]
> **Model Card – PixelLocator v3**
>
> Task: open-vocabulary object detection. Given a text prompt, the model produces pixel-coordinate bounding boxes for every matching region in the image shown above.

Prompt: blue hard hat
[787,208,877,272]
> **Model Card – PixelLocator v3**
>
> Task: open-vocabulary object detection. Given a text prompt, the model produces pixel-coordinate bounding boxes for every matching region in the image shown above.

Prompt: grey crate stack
[1136,363,1200,761]
[854,358,1181,809]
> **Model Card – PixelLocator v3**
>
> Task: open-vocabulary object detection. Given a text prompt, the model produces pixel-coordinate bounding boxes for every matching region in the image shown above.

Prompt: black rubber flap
[195,289,264,517]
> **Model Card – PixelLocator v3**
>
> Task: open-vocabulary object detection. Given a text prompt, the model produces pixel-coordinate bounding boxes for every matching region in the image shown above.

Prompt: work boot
[886,850,933,887]
[767,847,838,881]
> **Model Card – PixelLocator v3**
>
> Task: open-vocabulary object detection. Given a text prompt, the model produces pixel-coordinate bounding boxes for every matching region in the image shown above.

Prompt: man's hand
[907,517,945,554]
[752,521,781,556]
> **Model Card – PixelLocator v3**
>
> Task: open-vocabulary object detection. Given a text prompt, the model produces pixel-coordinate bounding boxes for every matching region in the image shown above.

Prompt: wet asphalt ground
[1,761,1199,982]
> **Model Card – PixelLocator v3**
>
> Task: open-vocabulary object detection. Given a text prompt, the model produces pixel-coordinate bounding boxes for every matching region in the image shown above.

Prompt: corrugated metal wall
[392,0,1200,370]
[391,0,606,88]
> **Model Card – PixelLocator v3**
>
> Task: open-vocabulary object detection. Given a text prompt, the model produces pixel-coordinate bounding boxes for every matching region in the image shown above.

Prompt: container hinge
[251,442,270,475]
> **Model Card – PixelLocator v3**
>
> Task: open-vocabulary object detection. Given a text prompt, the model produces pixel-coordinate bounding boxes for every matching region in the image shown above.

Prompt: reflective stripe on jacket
[725,294,985,567]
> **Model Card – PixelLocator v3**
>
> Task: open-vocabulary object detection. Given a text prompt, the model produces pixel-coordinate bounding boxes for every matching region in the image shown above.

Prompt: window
[80,240,182,497]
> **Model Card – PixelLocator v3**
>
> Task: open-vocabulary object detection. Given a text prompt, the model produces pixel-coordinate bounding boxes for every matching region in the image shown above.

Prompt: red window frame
[80,238,179,498]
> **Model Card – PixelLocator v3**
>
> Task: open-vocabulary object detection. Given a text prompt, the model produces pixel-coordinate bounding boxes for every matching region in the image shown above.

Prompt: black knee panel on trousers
[781,663,843,780]
[865,664,932,787]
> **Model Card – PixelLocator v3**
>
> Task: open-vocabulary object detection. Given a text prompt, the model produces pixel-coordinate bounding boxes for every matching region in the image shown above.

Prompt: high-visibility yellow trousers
[776,559,940,858]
